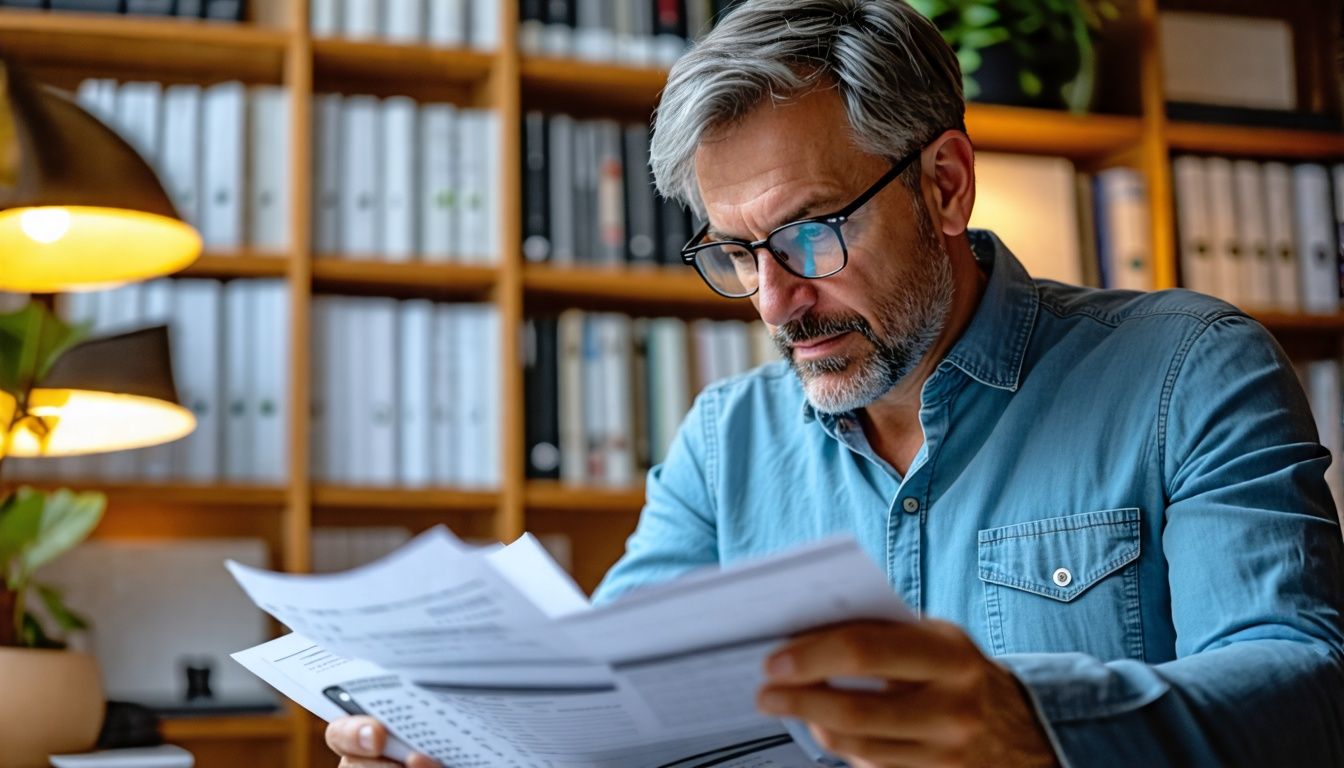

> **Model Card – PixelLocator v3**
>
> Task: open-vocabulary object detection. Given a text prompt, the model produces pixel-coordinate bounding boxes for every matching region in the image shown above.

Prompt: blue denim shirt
[594,231,1344,766]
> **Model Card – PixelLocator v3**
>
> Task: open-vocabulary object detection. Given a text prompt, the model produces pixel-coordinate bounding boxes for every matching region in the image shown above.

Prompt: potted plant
[908,0,1120,113]
[0,302,108,768]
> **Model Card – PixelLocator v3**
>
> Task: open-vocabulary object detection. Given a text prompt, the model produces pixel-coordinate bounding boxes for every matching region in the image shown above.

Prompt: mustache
[773,313,878,349]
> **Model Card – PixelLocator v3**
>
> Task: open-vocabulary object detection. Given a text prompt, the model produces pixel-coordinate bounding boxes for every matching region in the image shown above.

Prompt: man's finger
[757,683,964,742]
[805,724,955,768]
[764,620,975,684]
[326,716,386,758]
[339,760,403,768]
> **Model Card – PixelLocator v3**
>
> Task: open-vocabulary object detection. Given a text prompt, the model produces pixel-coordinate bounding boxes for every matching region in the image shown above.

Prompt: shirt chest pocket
[977,508,1144,661]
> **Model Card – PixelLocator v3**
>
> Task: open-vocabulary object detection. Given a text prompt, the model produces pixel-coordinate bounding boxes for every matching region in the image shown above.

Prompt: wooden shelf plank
[313,38,493,99]
[523,263,757,319]
[162,712,293,740]
[2,481,289,508]
[312,485,500,511]
[966,104,1143,159]
[525,481,644,514]
[1166,122,1344,159]
[312,258,498,299]
[520,56,666,116]
[1252,310,1344,333]
[180,251,292,279]
[0,9,290,84]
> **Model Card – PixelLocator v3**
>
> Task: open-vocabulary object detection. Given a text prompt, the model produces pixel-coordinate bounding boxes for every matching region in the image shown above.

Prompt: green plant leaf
[34,582,88,633]
[0,489,44,583]
[957,47,983,75]
[0,303,86,397]
[961,28,1010,49]
[1019,70,1044,98]
[19,489,105,577]
[960,5,998,27]
[20,609,63,649]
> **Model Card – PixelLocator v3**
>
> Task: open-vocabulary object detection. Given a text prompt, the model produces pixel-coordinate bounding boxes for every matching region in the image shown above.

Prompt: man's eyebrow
[705,199,835,242]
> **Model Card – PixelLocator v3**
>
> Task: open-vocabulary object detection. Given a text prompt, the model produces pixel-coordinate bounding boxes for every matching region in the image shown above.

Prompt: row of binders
[518,0,745,66]
[314,94,499,263]
[310,0,498,49]
[3,279,291,484]
[310,297,501,489]
[76,79,291,251]
[0,0,243,19]
[525,312,775,487]
[1173,157,1344,313]
[522,112,693,267]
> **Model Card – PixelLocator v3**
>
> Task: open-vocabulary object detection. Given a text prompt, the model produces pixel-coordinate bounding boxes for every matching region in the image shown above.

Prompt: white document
[231,530,904,767]
[50,745,195,768]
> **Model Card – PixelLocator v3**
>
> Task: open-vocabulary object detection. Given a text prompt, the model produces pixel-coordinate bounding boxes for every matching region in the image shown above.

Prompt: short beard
[773,196,955,415]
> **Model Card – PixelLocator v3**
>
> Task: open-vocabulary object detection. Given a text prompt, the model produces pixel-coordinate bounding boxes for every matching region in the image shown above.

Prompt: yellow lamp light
[2,326,194,458]
[0,59,201,293]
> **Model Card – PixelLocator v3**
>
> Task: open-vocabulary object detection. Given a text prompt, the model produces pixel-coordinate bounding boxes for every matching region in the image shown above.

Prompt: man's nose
[753,248,814,328]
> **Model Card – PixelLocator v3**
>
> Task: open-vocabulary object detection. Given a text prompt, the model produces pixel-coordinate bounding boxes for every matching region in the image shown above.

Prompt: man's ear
[919,130,976,237]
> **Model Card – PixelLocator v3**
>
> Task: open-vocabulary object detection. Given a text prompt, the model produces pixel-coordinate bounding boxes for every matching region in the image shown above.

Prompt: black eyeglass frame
[680,145,924,298]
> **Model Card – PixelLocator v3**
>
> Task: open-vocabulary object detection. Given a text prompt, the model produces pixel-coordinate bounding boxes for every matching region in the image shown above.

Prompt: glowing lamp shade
[0,59,201,292]
[3,326,195,458]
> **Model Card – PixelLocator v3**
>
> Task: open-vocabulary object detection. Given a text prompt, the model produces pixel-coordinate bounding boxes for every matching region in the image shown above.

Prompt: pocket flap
[977,508,1141,603]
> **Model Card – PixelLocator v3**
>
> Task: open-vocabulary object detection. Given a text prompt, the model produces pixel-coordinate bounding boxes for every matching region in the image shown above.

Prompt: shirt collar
[800,229,1039,425]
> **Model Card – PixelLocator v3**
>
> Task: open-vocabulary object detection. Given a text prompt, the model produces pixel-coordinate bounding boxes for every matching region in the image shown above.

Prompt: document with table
[228,527,911,767]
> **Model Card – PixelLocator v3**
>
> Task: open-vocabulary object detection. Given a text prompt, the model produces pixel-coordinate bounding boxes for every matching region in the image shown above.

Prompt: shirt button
[901,497,920,514]
[1052,568,1073,587]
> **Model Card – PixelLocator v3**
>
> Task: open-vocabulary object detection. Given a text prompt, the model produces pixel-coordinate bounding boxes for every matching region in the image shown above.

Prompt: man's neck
[859,236,988,476]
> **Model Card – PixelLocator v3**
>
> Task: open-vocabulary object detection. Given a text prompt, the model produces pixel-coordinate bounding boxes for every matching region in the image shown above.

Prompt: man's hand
[757,620,1058,768]
[324,716,441,768]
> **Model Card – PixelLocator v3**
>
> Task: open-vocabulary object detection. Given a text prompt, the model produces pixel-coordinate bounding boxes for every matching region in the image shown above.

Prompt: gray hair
[651,0,965,216]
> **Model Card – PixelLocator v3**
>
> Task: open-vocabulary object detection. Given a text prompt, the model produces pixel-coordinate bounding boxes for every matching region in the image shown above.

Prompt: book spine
[380,96,419,262]
[522,111,551,263]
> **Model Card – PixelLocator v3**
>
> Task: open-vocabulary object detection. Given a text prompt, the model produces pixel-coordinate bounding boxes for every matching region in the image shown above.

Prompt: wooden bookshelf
[4,0,1342,766]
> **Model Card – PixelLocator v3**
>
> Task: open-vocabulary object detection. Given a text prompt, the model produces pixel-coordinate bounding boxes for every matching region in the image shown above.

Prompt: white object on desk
[50,744,194,767]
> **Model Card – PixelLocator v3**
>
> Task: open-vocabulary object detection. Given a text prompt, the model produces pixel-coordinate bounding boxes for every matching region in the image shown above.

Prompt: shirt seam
[1157,316,1226,499]
[1036,296,1244,330]
[701,388,720,516]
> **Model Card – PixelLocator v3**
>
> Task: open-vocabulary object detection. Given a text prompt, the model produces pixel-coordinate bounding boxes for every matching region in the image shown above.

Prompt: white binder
[251,280,289,483]
[397,300,434,487]
[1173,156,1215,296]
[380,96,418,262]
[1231,161,1274,311]
[1262,162,1300,312]
[309,0,340,36]
[418,102,458,262]
[430,304,458,486]
[1203,157,1242,305]
[247,87,291,251]
[222,280,255,480]
[170,280,223,481]
[339,95,382,258]
[200,81,247,250]
[1292,164,1340,314]
[341,0,378,39]
[313,94,344,256]
[426,0,467,46]
[364,299,400,486]
[384,0,424,43]
[161,84,203,227]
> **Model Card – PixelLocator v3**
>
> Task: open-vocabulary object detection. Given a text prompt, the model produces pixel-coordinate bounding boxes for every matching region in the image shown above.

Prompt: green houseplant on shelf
[908,0,1120,113]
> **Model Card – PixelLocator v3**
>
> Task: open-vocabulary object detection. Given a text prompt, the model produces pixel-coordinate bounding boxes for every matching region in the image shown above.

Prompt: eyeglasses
[680,146,923,299]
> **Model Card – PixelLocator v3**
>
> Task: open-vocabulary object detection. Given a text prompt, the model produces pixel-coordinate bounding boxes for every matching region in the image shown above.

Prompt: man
[328,1,1344,765]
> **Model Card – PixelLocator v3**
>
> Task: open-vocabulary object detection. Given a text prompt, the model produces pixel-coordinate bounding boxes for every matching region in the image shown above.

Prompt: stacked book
[310,0,498,49]
[310,296,501,489]
[314,94,499,264]
[5,279,290,484]
[1172,156,1343,313]
[76,78,291,252]
[519,0,747,64]
[524,312,774,486]
[522,112,693,267]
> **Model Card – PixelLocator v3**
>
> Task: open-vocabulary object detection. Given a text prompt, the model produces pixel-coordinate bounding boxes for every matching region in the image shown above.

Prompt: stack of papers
[228,528,910,767]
